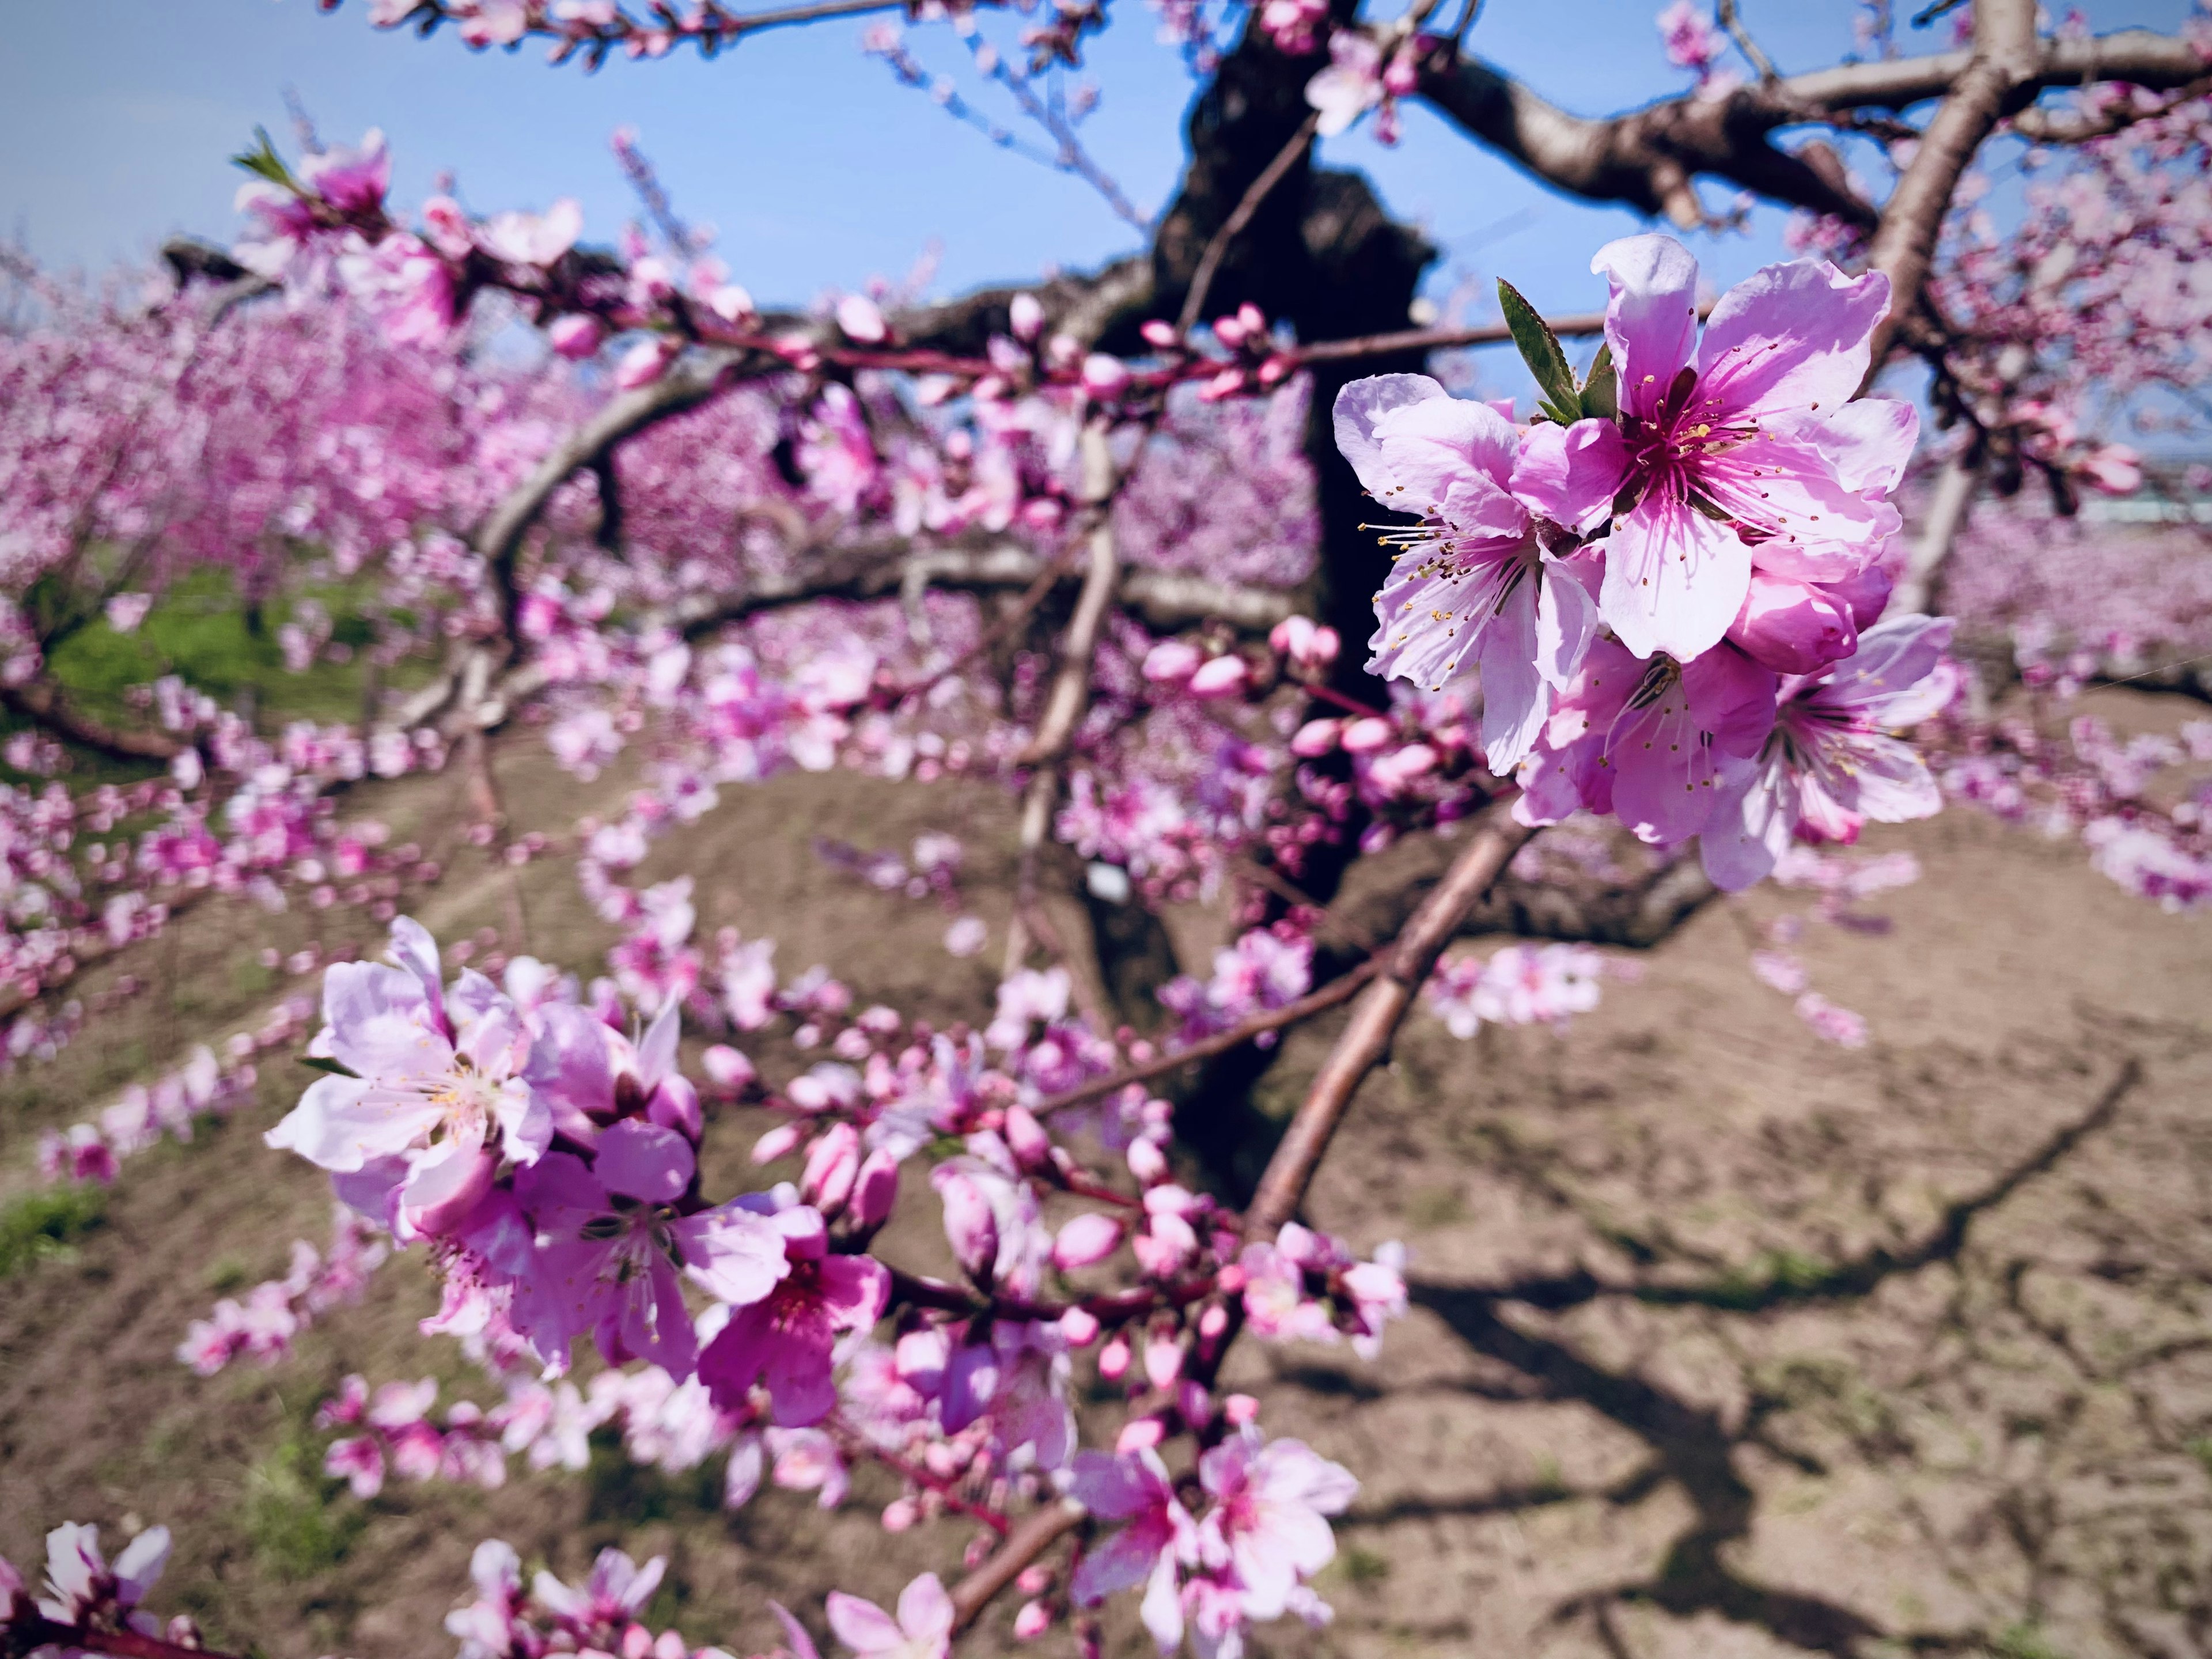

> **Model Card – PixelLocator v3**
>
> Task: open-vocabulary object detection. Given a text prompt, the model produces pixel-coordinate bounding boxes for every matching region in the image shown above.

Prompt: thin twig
[1177,113,1319,336]
[1715,0,1780,82]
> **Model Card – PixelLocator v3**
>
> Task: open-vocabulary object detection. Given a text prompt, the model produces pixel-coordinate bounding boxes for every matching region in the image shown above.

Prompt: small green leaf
[1580,340,1620,421]
[231,127,298,192]
[1498,278,1580,421]
[300,1054,359,1079]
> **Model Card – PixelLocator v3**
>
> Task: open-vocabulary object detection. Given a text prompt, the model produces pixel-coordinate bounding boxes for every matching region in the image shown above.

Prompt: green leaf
[1580,340,1620,421]
[300,1054,359,1079]
[231,127,298,192]
[1498,278,1581,423]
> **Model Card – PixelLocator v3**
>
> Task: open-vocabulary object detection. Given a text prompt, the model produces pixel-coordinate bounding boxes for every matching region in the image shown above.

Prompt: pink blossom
[698,1204,888,1425]
[37,1521,171,1627]
[1702,615,1953,889]
[1069,1448,1195,1647]
[1305,31,1384,138]
[511,1121,792,1378]
[1580,234,1906,661]
[265,918,551,1233]
[477,199,583,267]
[1334,374,1615,773]
[1195,1427,1357,1620]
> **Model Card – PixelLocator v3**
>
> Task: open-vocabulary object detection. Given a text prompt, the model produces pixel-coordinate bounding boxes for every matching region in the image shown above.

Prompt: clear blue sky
[0,0,2192,330]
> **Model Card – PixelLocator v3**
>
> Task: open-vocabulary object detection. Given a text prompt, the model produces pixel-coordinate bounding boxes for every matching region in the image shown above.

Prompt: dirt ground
[2,690,2210,1659]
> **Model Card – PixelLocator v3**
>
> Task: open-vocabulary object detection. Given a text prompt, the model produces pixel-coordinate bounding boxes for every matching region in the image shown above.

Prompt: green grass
[43,569,378,732]
[0,1184,107,1278]
[240,1433,365,1581]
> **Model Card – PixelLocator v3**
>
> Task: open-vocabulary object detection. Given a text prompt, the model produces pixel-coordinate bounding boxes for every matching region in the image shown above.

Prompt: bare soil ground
[2,689,2209,1659]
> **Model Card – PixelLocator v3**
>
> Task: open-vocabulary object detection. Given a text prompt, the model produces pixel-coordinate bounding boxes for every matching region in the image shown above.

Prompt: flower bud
[1052,1212,1124,1272]
[836,294,888,343]
[801,1122,861,1213]
[1178,1380,1213,1427]
[400,1145,497,1237]
[1290,717,1343,757]
[1141,639,1201,685]
[1008,292,1044,342]
[1144,1333,1184,1389]
[1116,1415,1165,1453]
[648,1074,703,1143]
[1097,1334,1131,1380]
[752,1120,805,1165]
[1013,1601,1052,1641]
[615,337,676,389]
[1222,1392,1260,1426]
[1187,655,1249,700]
[850,1147,899,1229]
[1003,1104,1051,1168]
[548,314,603,360]
[1058,1306,1101,1347]
[1340,715,1395,753]
[702,1044,756,1092]
[1016,1565,1054,1595]
[1139,319,1180,349]
[935,1169,1001,1281]
[1081,353,1131,397]
[1127,1135,1168,1185]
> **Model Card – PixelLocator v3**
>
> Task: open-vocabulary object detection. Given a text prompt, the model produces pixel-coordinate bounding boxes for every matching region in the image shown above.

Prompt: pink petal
[825,1591,903,1655]
[1511,418,1630,535]
[594,1119,695,1203]
[895,1573,954,1645]
[1599,495,1752,662]
[1331,374,1449,503]
[1592,233,1700,421]
[1694,259,1891,422]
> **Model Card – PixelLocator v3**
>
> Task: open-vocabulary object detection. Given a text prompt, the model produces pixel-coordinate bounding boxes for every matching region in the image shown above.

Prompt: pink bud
[707,283,756,323]
[621,1625,652,1659]
[1141,639,1201,684]
[401,1145,497,1236]
[1139,319,1179,348]
[1727,570,1857,676]
[1340,716,1395,753]
[548,314,603,359]
[1213,313,1249,349]
[653,1631,685,1659]
[752,1120,805,1165]
[615,338,676,389]
[1115,1415,1165,1453]
[1177,1380,1213,1427]
[1198,1303,1229,1340]
[1052,1212,1124,1271]
[1127,1136,1168,1185]
[1008,292,1044,342]
[648,1075,703,1143]
[1081,353,1131,397]
[1290,718,1342,757]
[937,1169,1001,1281]
[1270,614,1315,660]
[1222,1392,1260,1425]
[850,1147,900,1228]
[1016,1565,1054,1595]
[881,1497,919,1532]
[801,1122,861,1212]
[1144,1334,1184,1389]
[1013,1601,1052,1641]
[1236,302,1264,335]
[1098,1335,1131,1380]
[1187,654,1249,700]
[1004,1104,1051,1168]
[1058,1306,1101,1346]
[837,294,889,343]
[702,1044,756,1092]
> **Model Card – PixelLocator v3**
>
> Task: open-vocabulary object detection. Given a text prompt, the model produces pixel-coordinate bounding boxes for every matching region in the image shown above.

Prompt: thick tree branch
[1,680,184,762]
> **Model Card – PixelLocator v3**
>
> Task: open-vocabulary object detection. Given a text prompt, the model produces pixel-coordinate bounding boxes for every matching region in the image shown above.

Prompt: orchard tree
[3,1,2211,1655]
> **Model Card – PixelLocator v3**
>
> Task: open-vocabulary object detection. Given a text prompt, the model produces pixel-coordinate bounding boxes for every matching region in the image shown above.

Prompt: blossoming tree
[4,0,2211,1654]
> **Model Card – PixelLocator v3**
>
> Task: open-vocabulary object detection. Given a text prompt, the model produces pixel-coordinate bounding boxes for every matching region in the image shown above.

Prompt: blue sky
[1,0,2193,339]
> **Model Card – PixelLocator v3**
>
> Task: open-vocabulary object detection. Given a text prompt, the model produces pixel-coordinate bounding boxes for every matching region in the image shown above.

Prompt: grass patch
[240,1434,363,1581]
[0,1184,107,1278]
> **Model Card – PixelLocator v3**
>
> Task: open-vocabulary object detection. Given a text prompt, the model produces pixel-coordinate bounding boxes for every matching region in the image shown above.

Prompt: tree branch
[1,680,184,762]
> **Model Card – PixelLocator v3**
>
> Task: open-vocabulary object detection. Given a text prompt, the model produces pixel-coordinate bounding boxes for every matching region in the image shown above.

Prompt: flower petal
[1511,417,1630,535]
[1599,496,1752,661]
[1694,259,1891,421]
[1592,233,1700,421]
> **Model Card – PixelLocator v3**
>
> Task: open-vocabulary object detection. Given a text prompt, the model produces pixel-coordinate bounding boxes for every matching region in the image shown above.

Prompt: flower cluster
[177,1205,388,1376]
[1338,234,1956,891]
